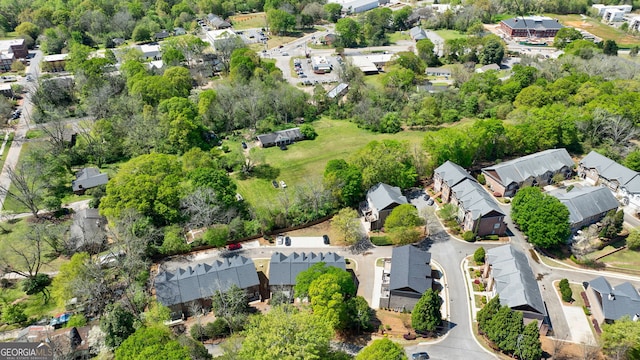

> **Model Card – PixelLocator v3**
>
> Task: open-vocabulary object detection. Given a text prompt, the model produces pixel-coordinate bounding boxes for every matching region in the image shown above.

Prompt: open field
[229,13,267,30]
[389,31,411,43]
[233,118,427,208]
[548,14,640,47]
[434,29,468,41]
[599,247,640,272]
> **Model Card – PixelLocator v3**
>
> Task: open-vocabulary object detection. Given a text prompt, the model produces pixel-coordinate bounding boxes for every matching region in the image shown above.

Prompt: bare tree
[0,162,47,218]
[580,339,600,360]
[421,206,436,237]
[551,335,568,360]
[181,187,236,229]
[0,223,59,278]
[39,112,70,155]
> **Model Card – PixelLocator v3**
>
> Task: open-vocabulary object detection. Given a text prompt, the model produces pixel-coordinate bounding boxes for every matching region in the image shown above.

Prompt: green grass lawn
[234,118,427,208]
[229,13,267,30]
[547,13,640,47]
[370,236,393,246]
[598,248,640,272]
[434,29,468,41]
[389,31,411,44]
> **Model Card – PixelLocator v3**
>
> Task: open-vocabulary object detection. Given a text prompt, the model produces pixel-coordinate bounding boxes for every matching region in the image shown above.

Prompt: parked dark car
[426,198,434,206]
[285,236,291,246]
[272,180,279,188]
[423,193,430,201]
[412,353,429,360]
[241,141,247,149]
[279,144,287,150]
[323,235,330,245]
[228,243,242,251]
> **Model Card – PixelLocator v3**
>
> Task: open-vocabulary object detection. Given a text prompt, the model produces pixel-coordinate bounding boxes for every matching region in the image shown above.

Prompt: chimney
[608,293,615,301]
[634,314,640,321]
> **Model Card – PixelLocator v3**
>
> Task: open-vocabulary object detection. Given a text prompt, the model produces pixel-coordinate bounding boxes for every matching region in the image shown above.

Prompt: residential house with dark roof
[499,16,563,38]
[481,148,574,197]
[433,160,474,203]
[578,151,640,210]
[450,179,506,236]
[207,14,232,29]
[586,276,640,324]
[154,30,171,41]
[362,183,409,230]
[382,245,432,311]
[256,127,304,148]
[154,255,260,315]
[18,325,92,359]
[550,186,619,232]
[72,168,108,194]
[69,209,106,254]
[485,245,547,322]
[268,252,346,297]
[409,26,427,40]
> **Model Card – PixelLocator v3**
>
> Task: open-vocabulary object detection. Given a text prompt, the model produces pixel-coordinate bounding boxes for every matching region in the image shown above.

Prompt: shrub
[566,185,574,192]
[463,231,476,242]
[559,278,573,303]
[205,318,230,339]
[190,323,208,341]
[474,247,486,264]
[300,124,317,140]
[477,174,486,185]
[503,198,510,204]
[627,229,640,250]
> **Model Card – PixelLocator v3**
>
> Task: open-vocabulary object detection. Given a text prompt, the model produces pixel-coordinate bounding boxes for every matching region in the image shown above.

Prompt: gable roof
[482,148,574,187]
[452,179,504,220]
[207,14,231,28]
[589,276,640,321]
[487,244,546,316]
[268,252,346,287]
[477,64,500,73]
[327,83,348,99]
[69,208,106,251]
[256,127,303,145]
[581,151,640,193]
[72,168,108,192]
[367,183,408,211]
[550,186,618,226]
[154,255,259,307]
[434,160,474,189]
[389,245,432,294]
[501,16,563,31]
[409,26,427,40]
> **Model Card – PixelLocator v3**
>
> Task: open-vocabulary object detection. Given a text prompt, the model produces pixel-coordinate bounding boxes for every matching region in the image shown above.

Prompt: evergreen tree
[477,295,500,331]
[518,322,543,360]
[411,289,442,334]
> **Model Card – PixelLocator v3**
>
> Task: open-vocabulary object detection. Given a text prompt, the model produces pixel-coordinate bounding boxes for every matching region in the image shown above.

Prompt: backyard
[233,118,426,208]
[548,13,640,47]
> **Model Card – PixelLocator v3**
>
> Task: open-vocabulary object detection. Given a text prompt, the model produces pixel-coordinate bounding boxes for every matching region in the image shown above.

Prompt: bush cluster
[559,279,573,303]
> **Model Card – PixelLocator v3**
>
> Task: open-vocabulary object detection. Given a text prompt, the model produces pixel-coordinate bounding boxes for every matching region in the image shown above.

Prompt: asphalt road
[0,50,42,211]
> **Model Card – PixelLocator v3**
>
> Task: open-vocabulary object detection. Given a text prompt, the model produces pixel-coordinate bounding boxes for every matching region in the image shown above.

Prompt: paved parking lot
[292,56,340,86]
[274,236,330,248]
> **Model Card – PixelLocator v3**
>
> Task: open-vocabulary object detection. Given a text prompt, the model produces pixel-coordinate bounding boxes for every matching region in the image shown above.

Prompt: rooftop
[580,151,640,193]
[452,179,504,220]
[501,16,563,31]
[269,252,346,286]
[367,183,408,211]
[482,148,574,187]
[434,160,474,189]
[589,276,640,321]
[487,244,546,316]
[389,245,432,294]
[550,186,619,226]
[72,167,109,192]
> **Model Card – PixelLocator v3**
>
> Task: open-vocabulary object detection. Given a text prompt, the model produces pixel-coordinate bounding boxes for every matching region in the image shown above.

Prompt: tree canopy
[115,326,190,360]
[411,289,442,334]
[511,187,571,249]
[355,338,406,360]
[601,316,640,360]
[385,204,421,230]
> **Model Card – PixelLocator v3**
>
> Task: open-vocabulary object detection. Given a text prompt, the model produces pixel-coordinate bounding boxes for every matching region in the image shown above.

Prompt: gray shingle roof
[482,149,574,187]
[451,179,504,220]
[69,209,106,251]
[409,26,427,40]
[367,183,408,211]
[327,83,348,99]
[550,186,618,226]
[72,168,108,192]
[268,252,346,287]
[501,16,563,31]
[154,255,259,307]
[589,276,640,321]
[389,245,432,294]
[256,127,303,146]
[581,151,640,193]
[487,245,546,316]
[434,161,474,189]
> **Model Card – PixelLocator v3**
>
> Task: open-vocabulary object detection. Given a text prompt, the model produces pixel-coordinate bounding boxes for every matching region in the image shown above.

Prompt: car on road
[280,180,287,188]
[228,243,242,251]
[26,74,34,81]
[412,352,429,360]
[285,236,291,246]
[278,45,284,48]
[272,180,279,188]
[426,198,434,206]
[299,74,307,78]
[323,235,330,245]
[423,194,430,201]
[277,235,284,245]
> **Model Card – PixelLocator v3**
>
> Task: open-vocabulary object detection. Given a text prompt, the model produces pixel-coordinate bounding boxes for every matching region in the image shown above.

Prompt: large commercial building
[499,16,563,38]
